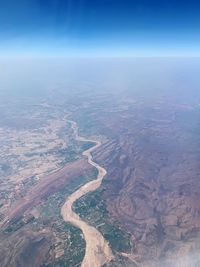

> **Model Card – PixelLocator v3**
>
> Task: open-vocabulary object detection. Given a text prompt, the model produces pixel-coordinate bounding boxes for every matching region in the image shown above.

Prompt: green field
[39,168,98,267]
[73,188,132,254]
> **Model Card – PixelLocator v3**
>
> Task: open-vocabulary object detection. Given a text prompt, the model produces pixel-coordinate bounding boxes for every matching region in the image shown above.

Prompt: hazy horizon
[1,2,200,266]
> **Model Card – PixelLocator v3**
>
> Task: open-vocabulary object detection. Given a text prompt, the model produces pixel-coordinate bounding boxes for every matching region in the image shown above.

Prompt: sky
[0,0,200,56]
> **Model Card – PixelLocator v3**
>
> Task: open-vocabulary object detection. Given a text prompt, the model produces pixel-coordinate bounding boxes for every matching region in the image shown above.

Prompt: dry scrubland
[1,85,200,267]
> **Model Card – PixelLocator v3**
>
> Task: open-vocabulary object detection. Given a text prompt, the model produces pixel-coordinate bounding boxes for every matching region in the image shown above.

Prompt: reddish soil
[4,159,92,226]
[91,101,200,266]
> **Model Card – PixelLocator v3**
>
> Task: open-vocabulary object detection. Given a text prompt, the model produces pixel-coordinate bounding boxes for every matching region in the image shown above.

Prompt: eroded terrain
[1,58,200,267]
[74,94,200,267]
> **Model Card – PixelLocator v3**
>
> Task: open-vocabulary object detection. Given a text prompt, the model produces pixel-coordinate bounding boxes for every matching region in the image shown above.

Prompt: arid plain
[1,58,200,267]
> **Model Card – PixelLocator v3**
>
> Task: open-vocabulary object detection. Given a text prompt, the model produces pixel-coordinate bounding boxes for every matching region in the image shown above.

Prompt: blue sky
[0,0,200,56]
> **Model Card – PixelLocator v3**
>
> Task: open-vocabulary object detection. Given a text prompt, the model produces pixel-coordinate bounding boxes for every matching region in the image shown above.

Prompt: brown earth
[0,229,53,267]
[3,159,92,226]
[91,101,200,266]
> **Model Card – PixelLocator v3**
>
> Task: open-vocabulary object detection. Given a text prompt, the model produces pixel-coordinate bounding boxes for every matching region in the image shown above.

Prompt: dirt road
[61,120,113,267]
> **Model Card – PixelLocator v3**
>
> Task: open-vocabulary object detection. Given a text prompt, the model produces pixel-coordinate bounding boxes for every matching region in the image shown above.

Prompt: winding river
[61,120,113,267]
